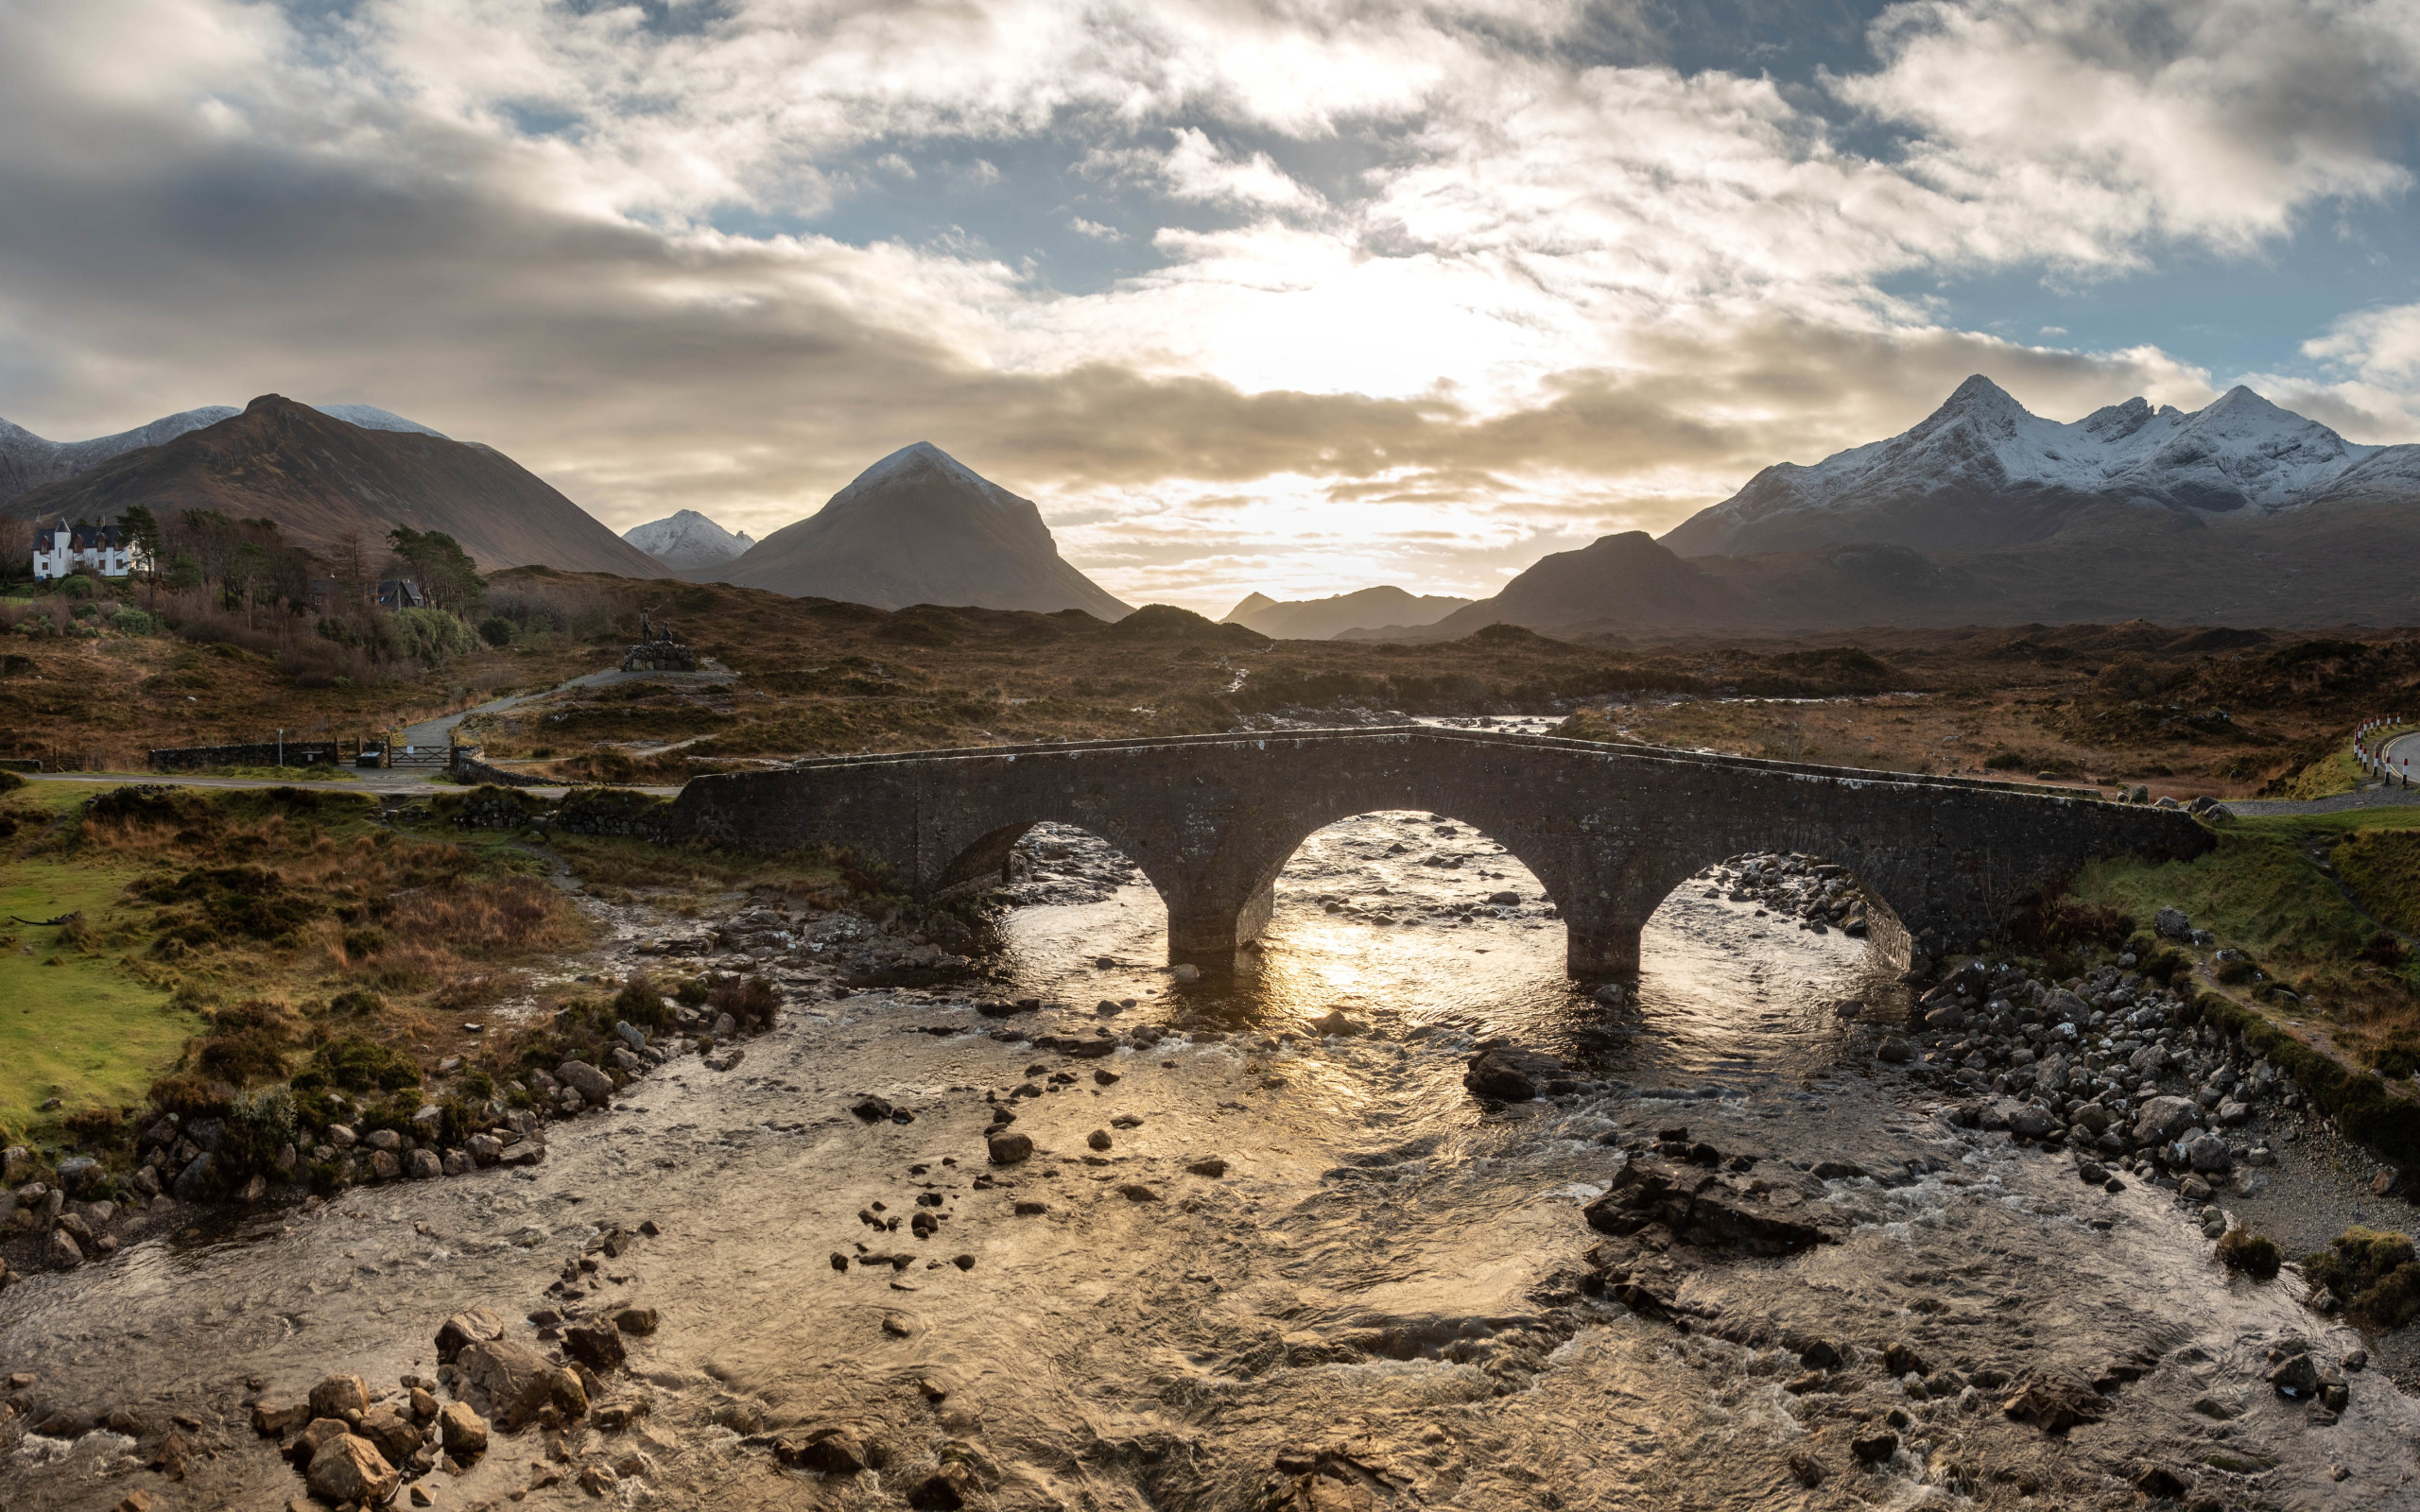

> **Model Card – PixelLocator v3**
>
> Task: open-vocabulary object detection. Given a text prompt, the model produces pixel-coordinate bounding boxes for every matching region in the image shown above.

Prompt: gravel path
[2222,785,2420,818]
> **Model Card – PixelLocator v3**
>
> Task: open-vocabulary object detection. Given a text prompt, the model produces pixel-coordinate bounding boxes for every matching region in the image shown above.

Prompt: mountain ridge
[1,395,663,577]
[1662,374,2418,558]
[0,401,447,503]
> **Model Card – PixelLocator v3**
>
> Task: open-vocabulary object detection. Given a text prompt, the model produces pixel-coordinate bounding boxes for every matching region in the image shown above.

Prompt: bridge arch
[1237,801,1583,949]
[925,803,1182,909]
[1583,813,1934,976]
[1635,849,1913,973]
[1258,807,1564,935]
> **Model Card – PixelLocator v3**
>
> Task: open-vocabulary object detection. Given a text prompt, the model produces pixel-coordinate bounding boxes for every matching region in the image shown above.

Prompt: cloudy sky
[4,0,2418,612]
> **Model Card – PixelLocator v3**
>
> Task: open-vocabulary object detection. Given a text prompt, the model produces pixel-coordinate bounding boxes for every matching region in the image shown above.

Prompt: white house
[30,518,136,581]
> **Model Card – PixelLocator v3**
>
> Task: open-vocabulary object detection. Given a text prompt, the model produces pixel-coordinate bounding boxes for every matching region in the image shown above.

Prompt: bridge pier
[1564,917,1646,979]
[1165,879,1275,966]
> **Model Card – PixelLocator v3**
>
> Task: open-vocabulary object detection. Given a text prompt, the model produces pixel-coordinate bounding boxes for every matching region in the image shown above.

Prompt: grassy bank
[2073,805,2420,1082]
[2272,726,2415,800]
[0,778,584,1152]
[0,833,200,1131]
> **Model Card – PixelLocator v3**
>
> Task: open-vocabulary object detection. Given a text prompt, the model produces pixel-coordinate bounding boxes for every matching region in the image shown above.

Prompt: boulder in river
[306,1433,400,1506]
[456,1338,563,1431]
[564,1321,628,1372]
[1999,1374,2105,1435]
[775,1425,881,1473]
[437,1400,489,1455]
[435,1308,506,1363]
[1462,1043,1573,1101]
[307,1374,372,1420]
[1583,1159,1831,1255]
[357,1401,423,1465]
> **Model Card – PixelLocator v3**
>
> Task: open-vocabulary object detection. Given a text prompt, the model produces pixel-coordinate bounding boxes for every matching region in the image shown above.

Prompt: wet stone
[1462,1043,1571,1102]
[1850,1431,1897,1465]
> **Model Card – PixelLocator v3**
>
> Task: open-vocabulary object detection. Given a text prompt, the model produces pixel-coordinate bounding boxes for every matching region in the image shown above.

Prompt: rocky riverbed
[4,816,2419,1510]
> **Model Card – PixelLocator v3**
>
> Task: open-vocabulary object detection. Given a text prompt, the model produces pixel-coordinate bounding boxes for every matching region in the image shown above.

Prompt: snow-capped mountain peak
[1660,375,2412,558]
[851,441,1003,505]
[622,508,756,570]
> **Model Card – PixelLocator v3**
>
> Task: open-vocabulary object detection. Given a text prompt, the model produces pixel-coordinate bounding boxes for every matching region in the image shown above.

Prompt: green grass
[2075,822,2377,973]
[198,765,360,782]
[0,856,199,1135]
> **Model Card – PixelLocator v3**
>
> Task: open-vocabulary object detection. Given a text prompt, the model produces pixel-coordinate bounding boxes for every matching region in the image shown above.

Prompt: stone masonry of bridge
[662,728,2213,976]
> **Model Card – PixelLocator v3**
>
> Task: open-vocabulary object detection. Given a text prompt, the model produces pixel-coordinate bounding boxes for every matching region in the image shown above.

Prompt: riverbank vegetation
[2075,805,2420,1094]
[0,773,889,1210]
[0,780,579,1159]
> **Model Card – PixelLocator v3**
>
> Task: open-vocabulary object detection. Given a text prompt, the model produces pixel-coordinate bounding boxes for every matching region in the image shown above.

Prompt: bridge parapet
[666,728,2208,976]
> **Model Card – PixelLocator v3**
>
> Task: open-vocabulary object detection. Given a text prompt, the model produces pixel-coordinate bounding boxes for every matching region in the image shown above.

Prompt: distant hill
[1222,585,1472,640]
[1,395,664,576]
[710,442,1132,617]
[1662,374,2420,558]
[624,508,755,572]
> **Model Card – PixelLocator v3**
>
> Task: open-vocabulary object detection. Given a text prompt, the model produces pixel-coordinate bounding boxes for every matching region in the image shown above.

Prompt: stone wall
[149,741,342,773]
[447,747,547,788]
[665,728,2213,976]
[441,784,675,840]
[621,642,699,673]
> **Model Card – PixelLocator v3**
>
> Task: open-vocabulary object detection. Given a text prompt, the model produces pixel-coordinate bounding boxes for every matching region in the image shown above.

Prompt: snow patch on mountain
[623,508,757,569]
[314,404,446,438]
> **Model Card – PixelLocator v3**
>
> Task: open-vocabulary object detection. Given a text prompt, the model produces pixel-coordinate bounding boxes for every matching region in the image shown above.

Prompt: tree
[117,505,161,579]
[0,516,29,583]
[329,530,370,602]
[385,525,485,611]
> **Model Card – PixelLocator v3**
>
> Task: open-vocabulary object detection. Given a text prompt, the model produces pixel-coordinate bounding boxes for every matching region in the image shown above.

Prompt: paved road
[2381,729,2420,787]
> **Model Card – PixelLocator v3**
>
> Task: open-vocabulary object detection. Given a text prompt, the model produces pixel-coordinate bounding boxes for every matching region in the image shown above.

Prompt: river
[3,813,2412,1510]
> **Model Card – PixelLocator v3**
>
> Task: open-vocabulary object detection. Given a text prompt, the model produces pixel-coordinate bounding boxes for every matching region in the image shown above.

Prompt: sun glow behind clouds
[0,0,2416,611]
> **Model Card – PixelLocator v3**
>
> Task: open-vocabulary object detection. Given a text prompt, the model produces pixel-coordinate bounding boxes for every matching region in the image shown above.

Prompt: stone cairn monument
[621,610,700,673]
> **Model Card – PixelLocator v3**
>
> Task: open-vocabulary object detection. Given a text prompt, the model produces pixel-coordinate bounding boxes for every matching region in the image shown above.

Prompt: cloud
[2233,301,2420,440]
[1155,127,1322,210]
[1835,0,2420,263]
[2305,301,2420,387]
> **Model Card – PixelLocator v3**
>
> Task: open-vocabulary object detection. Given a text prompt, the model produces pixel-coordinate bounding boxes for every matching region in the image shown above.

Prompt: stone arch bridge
[664,728,2210,976]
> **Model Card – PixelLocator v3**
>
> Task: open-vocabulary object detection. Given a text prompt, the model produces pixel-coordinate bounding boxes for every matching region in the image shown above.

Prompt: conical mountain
[1,395,663,576]
[714,442,1132,617]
